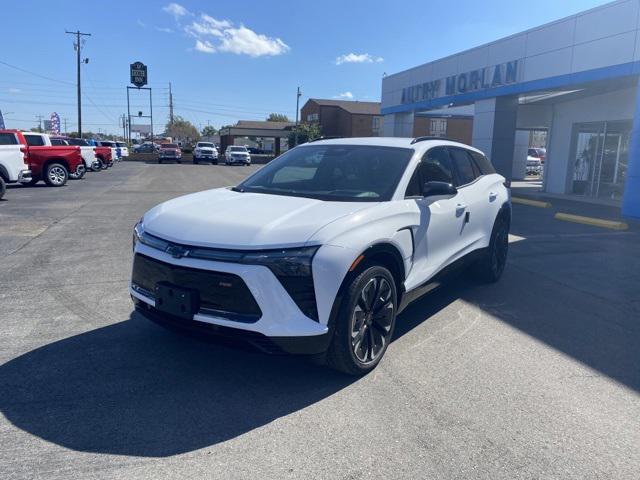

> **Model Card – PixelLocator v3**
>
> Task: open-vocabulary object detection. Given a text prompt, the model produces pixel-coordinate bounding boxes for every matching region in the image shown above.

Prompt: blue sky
[0,0,610,135]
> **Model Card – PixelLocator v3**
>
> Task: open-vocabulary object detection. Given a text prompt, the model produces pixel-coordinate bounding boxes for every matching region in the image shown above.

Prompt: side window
[404,167,422,197]
[450,148,478,186]
[24,135,45,146]
[422,147,455,184]
[50,138,66,146]
[0,133,18,145]
[470,151,496,175]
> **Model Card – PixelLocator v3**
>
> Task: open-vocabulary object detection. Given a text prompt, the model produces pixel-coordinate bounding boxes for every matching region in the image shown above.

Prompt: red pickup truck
[0,130,85,186]
[92,144,113,169]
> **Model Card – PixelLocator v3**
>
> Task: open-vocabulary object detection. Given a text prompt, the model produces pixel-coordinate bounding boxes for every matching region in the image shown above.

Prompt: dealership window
[430,118,447,137]
[307,113,319,122]
[372,117,381,130]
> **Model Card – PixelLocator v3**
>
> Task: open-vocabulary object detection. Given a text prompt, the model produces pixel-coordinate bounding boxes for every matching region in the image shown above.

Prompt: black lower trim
[133,297,331,355]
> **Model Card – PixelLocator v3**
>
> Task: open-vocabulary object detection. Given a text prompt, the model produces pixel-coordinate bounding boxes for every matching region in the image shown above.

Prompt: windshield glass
[229,146,247,152]
[237,144,413,202]
[198,143,214,148]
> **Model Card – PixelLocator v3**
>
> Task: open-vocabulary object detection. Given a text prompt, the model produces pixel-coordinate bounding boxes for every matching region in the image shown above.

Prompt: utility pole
[35,115,43,132]
[65,30,91,138]
[121,114,127,141]
[63,117,68,135]
[168,82,174,125]
[294,86,302,147]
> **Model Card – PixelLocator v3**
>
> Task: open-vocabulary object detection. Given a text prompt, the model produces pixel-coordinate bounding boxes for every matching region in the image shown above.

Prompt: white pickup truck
[0,131,31,199]
[115,142,129,158]
[51,137,101,175]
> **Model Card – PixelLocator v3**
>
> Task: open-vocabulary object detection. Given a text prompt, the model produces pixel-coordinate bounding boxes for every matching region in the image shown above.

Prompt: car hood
[143,188,375,249]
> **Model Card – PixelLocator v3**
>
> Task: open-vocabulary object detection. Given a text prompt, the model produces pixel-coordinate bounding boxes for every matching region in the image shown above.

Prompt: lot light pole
[65,30,91,138]
[294,86,301,147]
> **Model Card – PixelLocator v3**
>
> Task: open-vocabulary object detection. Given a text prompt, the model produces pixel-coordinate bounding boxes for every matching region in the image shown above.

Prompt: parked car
[193,142,218,164]
[134,143,156,154]
[225,145,251,165]
[526,156,543,176]
[0,130,84,187]
[115,142,129,158]
[130,137,510,375]
[158,143,182,163]
[97,141,120,162]
[0,131,31,199]
[92,144,113,169]
[528,148,546,164]
[247,147,265,155]
[51,136,100,177]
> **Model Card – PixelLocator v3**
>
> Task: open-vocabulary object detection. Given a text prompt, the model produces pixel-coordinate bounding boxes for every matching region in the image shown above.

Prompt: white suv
[225,145,251,165]
[131,137,510,375]
[193,142,219,164]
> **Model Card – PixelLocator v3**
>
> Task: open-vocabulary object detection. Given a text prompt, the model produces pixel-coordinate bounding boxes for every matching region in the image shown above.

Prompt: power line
[0,60,74,85]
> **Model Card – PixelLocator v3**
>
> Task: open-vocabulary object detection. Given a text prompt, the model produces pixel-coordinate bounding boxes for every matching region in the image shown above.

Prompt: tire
[325,265,398,376]
[177,160,182,164]
[43,163,68,187]
[69,166,86,180]
[0,176,6,200]
[472,215,509,283]
[193,156,198,164]
[158,159,162,164]
[95,158,105,171]
[25,176,40,186]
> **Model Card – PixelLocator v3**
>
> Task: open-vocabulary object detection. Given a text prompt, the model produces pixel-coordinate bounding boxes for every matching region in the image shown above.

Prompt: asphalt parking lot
[1,162,639,479]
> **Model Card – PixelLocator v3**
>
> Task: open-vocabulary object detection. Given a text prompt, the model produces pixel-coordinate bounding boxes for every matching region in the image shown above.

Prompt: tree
[165,116,200,142]
[267,113,290,122]
[201,125,217,137]
[288,122,321,146]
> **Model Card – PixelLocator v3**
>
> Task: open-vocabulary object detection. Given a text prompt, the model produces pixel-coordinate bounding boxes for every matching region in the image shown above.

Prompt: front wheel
[473,216,509,283]
[0,176,6,200]
[325,265,397,376]
[44,163,68,187]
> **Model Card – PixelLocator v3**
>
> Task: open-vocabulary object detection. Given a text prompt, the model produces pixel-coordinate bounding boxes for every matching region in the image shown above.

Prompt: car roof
[297,136,484,155]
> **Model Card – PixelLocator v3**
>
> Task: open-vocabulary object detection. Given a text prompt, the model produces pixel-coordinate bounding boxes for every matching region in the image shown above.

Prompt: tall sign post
[127,61,152,145]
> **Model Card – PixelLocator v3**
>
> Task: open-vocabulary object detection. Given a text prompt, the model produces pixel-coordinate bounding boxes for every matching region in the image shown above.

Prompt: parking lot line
[554,212,629,231]
[511,196,552,208]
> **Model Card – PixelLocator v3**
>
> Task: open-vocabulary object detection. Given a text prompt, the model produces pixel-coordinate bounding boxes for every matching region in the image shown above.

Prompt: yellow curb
[554,212,629,230]
[511,197,552,208]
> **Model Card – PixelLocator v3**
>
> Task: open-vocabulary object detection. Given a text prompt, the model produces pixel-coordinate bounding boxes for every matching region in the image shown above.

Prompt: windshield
[236,144,413,202]
[198,143,214,148]
[229,146,247,152]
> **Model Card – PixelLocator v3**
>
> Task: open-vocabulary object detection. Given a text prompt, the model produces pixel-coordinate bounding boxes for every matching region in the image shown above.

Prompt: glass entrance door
[571,121,631,200]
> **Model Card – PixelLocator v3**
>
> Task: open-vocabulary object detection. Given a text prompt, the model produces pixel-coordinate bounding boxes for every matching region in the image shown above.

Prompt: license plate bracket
[154,282,199,319]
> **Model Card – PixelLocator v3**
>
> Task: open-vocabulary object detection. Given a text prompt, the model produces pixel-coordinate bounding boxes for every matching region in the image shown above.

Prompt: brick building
[300,99,382,137]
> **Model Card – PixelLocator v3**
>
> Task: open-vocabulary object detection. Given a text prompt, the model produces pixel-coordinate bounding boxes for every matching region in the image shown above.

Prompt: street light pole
[294,86,301,147]
[65,30,91,138]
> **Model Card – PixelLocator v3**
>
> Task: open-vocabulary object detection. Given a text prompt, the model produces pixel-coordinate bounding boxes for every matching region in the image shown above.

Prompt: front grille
[132,254,262,322]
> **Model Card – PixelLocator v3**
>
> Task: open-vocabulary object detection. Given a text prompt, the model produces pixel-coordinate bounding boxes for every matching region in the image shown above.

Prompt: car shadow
[0,312,354,457]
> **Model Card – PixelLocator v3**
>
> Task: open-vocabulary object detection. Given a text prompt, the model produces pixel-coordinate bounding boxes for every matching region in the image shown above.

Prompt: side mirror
[423,181,457,198]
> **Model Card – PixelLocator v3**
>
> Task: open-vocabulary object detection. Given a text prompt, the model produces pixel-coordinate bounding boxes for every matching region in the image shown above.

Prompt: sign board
[130,124,152,134]
[130,61,148,88]
[401,59,520,105]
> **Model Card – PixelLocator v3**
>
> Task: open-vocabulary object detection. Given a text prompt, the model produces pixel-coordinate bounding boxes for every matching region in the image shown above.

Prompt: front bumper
[228,157,250,163]
[130,243,329,350]
[133,296,331,354]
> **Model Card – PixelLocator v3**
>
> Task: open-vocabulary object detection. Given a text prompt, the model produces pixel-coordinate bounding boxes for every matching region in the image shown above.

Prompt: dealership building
[381,0,640,218]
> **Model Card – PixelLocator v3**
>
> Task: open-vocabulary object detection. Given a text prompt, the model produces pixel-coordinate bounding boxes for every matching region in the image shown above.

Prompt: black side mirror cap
[423,181,457,198]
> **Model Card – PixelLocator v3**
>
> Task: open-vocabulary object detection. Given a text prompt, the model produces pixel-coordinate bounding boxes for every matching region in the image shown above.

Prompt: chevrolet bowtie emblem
[165,244,189,259]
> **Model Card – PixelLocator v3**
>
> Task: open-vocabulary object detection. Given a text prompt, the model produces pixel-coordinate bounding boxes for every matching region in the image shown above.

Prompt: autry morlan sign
[401,59,520,104]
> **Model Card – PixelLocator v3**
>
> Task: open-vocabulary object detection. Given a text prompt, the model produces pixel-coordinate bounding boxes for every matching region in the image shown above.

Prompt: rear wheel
[473,216,509,283]
[95,158,105,170]
[44,163,68,187]
[69,165,86,180]
[0,176,6,200]
[325,265,397,376]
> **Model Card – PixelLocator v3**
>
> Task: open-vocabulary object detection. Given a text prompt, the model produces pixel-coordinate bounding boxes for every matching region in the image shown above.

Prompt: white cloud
[218,26,289,57]
[335,53,384,65]
[194,40,216,53]
[155,26,173,33]
[334,91,354,99]
[183,12,289,57]
[163,3,190,19]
